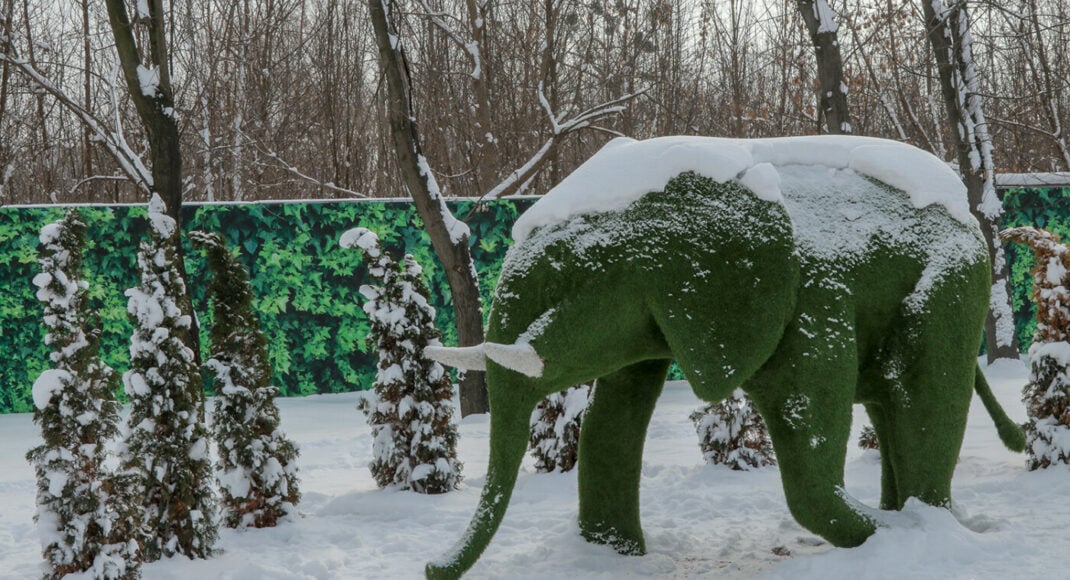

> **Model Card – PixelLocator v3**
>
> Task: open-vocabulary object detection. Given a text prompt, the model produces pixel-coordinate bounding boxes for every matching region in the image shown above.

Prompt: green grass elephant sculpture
[423,136,1026,579]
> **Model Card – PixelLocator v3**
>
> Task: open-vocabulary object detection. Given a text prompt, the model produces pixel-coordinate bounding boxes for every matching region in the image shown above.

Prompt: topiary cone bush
[191,231,301,528]
[120,195,217,560]
[27,209,141,579]
[1001,226,1070,469]
[342,227,461,493]
[690,388,776,470]
[529,384,591,473]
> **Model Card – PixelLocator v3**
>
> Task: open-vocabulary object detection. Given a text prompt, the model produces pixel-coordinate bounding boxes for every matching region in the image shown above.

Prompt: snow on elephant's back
[511,135,974,243]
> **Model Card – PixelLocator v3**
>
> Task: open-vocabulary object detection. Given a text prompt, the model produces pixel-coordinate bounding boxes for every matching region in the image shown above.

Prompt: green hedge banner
[0,189,1064,414]
[1002,187,1070,349]
[0,199,532,414]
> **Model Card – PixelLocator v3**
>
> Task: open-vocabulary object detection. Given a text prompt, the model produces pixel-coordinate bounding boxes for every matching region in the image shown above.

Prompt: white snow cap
[339,227,381,258]
[136,64,160,97]
[147,193,177,238]
[38,223,64,246]
[512,135,971,242]
[32,369,71,410]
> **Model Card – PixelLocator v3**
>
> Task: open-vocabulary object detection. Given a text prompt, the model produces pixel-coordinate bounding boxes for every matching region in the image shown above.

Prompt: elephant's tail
[974,365,1026,452]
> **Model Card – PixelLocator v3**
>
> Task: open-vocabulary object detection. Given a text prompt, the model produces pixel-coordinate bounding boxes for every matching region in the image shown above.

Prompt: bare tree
[103,0,183,223]
[922,0,1019,361]
[796,0,851,134]
[368,0,489,415]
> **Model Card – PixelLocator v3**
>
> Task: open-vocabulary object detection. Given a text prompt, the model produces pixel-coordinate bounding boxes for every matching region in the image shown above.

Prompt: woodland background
[3,0,1070,412]
[1,0,1069,206]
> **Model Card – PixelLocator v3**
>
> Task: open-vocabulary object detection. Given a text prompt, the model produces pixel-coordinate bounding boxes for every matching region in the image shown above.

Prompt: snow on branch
[813,0,839,34]
[483,86,647,201]
[0,54,153,193]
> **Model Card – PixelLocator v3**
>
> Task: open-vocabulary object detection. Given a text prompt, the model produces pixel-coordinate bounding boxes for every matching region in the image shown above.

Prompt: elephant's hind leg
[862,402,901,510]
[577,358,671,555]
[870,352,974,510]
[864,267,986,510]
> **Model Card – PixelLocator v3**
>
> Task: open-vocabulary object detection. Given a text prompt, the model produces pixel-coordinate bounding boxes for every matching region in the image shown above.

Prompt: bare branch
[483,88,646,201]
[0,53,152,192]
[249,138,367,199]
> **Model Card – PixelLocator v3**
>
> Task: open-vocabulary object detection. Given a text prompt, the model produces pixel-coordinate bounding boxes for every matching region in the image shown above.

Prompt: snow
[147,193,176,238]
[416,154,471,245]
[37,223,63,245]
[31,369,70,411]
[1045,255,1068,286]
[1,360,1066,578]
[997,172,1070,188]
[512,136,973,243]
[989,282,1016,348]
[1029,341,1070,368]
[339,228,381,258]
[136,65,160,98]
[518,308,557,344]
[813,0,839,34]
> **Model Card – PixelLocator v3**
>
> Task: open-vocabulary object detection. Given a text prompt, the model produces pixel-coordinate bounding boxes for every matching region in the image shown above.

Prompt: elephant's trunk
[425,389,536,579]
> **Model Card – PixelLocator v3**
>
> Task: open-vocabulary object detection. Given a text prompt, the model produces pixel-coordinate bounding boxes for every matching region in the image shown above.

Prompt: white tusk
[423,345,487,371]
[484,342,545,378]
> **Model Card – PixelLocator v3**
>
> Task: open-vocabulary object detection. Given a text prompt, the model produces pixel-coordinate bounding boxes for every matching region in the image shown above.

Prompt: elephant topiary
[424,136,1025,579]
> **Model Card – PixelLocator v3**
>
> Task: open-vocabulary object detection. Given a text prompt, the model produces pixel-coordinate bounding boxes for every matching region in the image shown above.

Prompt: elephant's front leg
[577,358,671,555]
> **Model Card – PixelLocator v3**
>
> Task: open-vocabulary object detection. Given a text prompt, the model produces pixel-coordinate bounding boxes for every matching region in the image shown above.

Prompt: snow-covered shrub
[529,385,591,473]
[27,210,141,579]
[858,425,879,450]
[342,228,462,493]
[120,195,217,560]
[690,389,776,470]
[191,231,301,528]
[1001,226,1070,469]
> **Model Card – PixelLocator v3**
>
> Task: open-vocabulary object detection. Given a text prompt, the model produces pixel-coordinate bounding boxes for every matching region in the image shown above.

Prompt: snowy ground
[1,358,1066,579]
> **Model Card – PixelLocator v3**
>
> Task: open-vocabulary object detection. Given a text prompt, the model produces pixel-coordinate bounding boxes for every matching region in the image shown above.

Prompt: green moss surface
[429,169,1007,578]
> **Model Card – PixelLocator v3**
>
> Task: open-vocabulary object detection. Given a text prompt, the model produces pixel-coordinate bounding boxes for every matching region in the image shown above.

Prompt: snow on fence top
[997,173,1070,188]
[511,135,973,243]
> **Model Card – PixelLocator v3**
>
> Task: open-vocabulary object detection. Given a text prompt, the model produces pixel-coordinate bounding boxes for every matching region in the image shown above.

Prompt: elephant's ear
[424,344,487,371]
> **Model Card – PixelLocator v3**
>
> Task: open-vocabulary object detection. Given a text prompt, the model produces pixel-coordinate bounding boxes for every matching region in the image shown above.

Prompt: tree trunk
[369,0,489,416]
[464,0,498,193]
[796,0,851,134]
[21,0,49,182]
[0,0,14,176]
[923,0,1020,362]
[104,0,203,371]
[81,0,93,191]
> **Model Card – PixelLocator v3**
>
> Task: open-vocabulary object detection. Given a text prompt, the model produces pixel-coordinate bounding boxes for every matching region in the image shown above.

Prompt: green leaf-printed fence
[1002,187,1070,350]
[0,199,530,414]
[0,189,1063,414]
